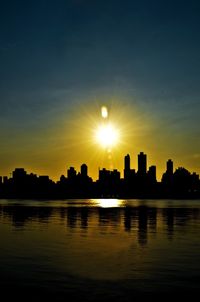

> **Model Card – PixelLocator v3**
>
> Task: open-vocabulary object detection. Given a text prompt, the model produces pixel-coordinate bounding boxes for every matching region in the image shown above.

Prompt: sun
[95,123,119,148]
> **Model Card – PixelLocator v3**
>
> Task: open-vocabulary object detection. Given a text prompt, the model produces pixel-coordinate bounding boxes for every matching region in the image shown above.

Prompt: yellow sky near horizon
[0,97,199,181]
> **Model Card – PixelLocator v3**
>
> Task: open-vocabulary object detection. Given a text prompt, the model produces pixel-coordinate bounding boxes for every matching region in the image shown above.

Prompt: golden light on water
[101,106,108,119]
[95,123,119,148]
[94,199,123,208]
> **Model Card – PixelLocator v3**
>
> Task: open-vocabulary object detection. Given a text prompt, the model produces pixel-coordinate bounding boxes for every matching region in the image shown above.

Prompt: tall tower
[81,164,88,177]
[166,159,173,174]
[124,154,130,179]
[138,152,147,175]
[124,154,130,170]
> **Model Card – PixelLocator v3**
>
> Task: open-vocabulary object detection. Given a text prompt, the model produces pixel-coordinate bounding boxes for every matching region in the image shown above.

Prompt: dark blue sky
[0,0,200,179]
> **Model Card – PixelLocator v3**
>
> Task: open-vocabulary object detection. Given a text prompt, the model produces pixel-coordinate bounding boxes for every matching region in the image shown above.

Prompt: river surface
[0,199,199,300]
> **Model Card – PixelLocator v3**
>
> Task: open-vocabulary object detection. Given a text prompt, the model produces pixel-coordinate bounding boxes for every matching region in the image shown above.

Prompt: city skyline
[1,148,199,182]
[1,151,199,199]
[1,150,199,182]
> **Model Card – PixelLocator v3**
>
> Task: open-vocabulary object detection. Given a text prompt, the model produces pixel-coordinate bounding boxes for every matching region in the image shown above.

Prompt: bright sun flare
[95,124,119,148]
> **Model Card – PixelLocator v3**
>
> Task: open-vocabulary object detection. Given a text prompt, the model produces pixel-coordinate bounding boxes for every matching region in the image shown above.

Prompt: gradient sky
[0,0,200,180]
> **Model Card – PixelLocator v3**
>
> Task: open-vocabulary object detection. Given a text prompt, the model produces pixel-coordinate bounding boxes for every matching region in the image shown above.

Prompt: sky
[0,0,200,181]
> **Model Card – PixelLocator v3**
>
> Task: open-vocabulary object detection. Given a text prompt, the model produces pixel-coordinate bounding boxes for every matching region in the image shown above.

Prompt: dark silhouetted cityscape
[0,152,200,199]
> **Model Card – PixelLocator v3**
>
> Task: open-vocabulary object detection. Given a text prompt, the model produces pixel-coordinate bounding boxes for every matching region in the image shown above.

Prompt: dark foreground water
[0,199,199,300]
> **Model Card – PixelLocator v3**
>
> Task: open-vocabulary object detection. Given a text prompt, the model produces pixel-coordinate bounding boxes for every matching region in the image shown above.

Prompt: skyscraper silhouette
[124,154,130,179]
[148,165,157,183]
[81,164,88,177]
[162,159,174,189]
[138,152,147,175]
[167,159,173,175]
[67,167,76,179]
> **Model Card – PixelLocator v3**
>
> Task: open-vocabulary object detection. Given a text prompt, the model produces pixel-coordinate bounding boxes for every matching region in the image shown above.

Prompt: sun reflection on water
[90,199,125,208]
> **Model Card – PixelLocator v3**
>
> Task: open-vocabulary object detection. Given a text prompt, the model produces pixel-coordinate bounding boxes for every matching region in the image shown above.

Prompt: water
[0,199,199,300]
